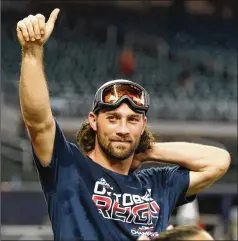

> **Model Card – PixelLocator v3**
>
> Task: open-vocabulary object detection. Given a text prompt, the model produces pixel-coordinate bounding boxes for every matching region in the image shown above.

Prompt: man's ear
[141,116,147,135]
[88,112,97,131]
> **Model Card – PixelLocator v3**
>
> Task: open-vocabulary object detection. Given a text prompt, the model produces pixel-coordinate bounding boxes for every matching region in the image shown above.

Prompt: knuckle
[29,16,38,24]
[18,24,26,31]
[33,18,38,24]
[23,18,30,24]
[17,21,23,28]
[36,13,45,20]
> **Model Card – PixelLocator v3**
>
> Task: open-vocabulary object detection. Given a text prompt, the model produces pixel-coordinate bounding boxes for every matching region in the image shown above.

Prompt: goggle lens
[102,84,146,107]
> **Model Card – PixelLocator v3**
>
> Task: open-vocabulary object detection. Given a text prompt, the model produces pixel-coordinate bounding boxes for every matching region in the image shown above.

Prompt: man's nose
[116,120,130,135]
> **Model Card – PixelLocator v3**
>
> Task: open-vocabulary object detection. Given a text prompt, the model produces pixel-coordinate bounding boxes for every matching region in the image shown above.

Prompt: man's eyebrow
[105,111,121,117]
[128,114,141,119]
[104,112,141,119]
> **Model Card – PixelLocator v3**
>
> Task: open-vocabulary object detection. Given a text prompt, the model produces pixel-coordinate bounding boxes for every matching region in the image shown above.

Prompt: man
[153,225,214,240]
[17,8,230,241]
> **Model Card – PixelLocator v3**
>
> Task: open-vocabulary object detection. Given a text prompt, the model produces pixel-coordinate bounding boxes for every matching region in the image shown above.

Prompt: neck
[88,145,134,175]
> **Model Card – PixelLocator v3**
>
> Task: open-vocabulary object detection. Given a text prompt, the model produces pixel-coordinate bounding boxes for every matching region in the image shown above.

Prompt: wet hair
[153,226,209,241]
[76,118,156,155]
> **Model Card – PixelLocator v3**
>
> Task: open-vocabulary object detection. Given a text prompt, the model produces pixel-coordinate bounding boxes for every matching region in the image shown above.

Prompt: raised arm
[133,142,231,196]
[17,9,60,166]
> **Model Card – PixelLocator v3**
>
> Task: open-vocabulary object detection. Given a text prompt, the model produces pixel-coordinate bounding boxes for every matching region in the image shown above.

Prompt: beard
[96,125,140,162]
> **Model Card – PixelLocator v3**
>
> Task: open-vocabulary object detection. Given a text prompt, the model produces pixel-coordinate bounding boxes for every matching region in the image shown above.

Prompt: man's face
[89,103,147,161]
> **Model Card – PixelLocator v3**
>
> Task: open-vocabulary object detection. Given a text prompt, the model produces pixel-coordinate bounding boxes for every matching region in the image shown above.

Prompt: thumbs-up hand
[17,8,60,48]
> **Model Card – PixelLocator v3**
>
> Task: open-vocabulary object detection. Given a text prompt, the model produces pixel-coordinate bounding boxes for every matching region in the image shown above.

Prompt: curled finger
[23,17,35,41]
[28,15,41,39]
[17,21,29,41]
[36,14,46,35]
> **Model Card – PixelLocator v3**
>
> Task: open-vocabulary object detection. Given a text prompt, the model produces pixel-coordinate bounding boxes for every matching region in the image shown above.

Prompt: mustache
[109,137,132,142]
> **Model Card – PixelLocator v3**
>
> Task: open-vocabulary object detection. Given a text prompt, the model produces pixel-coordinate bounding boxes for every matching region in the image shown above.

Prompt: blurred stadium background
[1,1,237,240]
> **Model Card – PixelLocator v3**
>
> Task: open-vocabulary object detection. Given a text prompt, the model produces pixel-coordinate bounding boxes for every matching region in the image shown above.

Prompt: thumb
[47,8,60,27]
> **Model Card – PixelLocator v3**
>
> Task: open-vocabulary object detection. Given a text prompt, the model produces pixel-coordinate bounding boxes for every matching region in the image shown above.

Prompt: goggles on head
[92,80,150,115]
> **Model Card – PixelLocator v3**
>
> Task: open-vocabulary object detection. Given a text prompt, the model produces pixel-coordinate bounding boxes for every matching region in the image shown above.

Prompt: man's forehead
[101,103,142,116]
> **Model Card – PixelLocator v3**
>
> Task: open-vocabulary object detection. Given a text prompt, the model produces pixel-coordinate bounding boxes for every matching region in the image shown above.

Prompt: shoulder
[135,165,189,184]
[135,166,168,186]
[67,142,87,159]
[136,167,165,177]
[136,164,181,177]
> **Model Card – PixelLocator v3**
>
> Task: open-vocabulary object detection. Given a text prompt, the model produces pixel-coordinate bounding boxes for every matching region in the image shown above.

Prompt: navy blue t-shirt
[33,120,195,241]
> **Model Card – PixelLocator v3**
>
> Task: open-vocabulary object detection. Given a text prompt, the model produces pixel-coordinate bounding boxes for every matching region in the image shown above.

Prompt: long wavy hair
[76,119,156,155]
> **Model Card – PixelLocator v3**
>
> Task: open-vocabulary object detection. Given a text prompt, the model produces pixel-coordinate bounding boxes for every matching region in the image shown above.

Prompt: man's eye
[129,117,139,122]
[107,116,116,121]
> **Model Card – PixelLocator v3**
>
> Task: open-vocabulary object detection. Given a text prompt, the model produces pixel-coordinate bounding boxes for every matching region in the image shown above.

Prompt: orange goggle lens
[102,84,146,107]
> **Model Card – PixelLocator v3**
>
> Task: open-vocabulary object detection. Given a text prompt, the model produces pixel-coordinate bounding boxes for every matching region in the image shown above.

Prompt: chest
[55,168,171,239]
[70,170,167,225]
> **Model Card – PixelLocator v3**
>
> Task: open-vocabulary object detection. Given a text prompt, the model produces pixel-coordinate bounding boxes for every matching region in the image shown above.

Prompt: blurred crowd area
[2,1,237,120]
[1,1,237,240]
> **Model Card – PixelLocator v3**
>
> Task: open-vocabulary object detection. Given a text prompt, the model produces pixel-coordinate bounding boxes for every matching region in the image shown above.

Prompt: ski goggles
[92,80,150,114]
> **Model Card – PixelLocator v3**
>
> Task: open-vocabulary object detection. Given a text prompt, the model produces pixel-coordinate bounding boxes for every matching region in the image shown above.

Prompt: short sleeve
[32,119,75,194]
[137,166,196,209]
[165,166,196,209]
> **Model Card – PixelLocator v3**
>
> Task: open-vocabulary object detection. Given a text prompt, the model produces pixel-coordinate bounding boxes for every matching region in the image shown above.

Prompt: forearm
[20,46,52,127]
[146,142,230,172]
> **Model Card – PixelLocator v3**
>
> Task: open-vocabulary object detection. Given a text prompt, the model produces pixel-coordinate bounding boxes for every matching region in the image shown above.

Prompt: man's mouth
[111,140,131,143]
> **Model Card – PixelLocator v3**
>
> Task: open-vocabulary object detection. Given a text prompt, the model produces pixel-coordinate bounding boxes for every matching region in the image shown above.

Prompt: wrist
[22,44,44,58]
[143,148,155,160]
